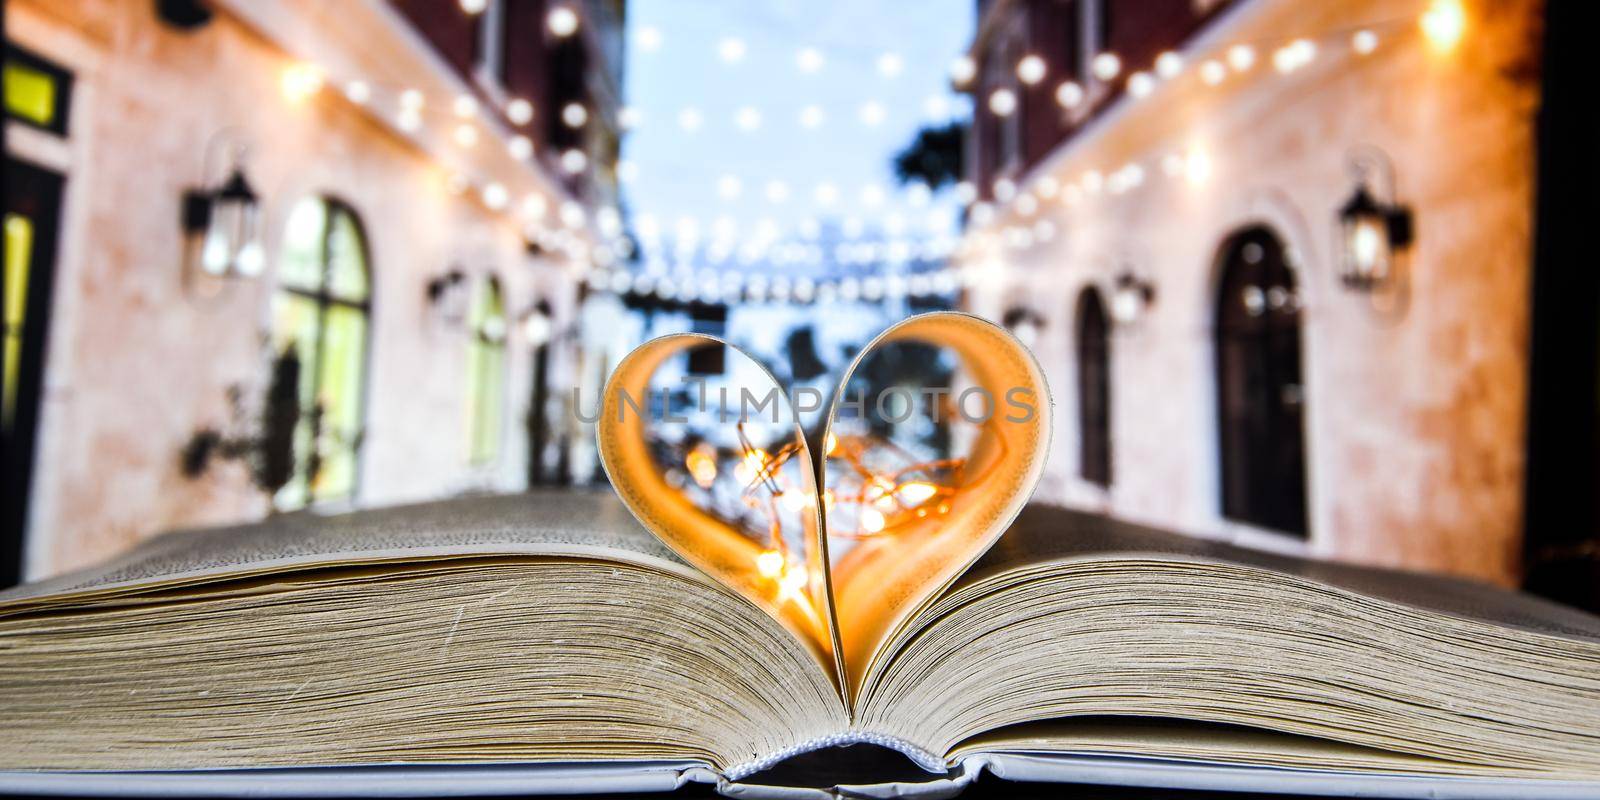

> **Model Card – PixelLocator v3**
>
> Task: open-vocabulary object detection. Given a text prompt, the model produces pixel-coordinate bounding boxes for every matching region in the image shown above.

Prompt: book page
[961,503,1600,641]
[0,490,693,609]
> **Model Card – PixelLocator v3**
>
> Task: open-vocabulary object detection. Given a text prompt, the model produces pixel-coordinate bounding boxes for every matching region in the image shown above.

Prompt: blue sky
[620,0,975,266]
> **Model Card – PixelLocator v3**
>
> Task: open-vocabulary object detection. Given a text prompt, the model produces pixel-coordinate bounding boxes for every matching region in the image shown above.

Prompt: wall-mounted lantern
[1000,306,1046,348]
[1110,270,1157,326]
[519,300,555,347]
[425,268,470,328]
[1338,146,1414,291]
[182,135,263,281]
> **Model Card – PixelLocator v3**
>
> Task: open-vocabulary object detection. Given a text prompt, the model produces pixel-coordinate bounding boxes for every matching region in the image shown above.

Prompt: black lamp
[425,268,471,328]
[1338,147,1414,291]
[182,136,263,280]
[1110,270,1156,325]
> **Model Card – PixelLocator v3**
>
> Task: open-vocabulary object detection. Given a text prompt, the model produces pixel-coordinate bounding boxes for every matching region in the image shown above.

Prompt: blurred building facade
[957,0,1545,586]
[2,0,622,583]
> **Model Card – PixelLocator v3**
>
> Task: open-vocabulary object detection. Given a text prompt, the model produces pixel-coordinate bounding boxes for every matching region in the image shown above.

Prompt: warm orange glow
[859,507,886,534]
[755,549,784,579]
[896,481,939,507]
[1421,0,1466,52]
[825,432,839,456]
[686,444,718,488]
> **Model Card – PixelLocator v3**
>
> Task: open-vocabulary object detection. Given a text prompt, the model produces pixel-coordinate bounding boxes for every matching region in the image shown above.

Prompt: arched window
[271,197,371,509]
[465,275,507,464]
[1214,226,1308,536]
[1075,287,1111,487]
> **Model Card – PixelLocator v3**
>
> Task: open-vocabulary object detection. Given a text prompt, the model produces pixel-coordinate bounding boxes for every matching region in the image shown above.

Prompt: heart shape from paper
[597,312,1052,703]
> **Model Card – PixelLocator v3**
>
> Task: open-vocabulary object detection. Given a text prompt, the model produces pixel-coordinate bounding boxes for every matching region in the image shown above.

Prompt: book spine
[722,732,947,781]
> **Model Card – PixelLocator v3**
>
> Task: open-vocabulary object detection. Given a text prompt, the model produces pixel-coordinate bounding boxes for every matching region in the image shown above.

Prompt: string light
[797,47,825,73]
[547,6,579,37]
[764,180,790,204]
[637,26,663,53]
[508,135,533,160]
[459,0,486,14]
[344,80,370,104]
[1421,0,1465,52]
[560,148,587,174]
[858,101,887,126]
[718,37,747,64]
[677,107,703,132]
[717,174,743,200]
[1352,29,1380,55]
[1055,81,1084,109]
[397,107,421,132]
[281,63,324,103]
[559,200,586,228]
[988,87,1017,116]
[799,105,825,129]
[1227,44,1256,72]
[522,194,548,219]
[949,55,977,86]
[506,97,534,125]
[1199,59,1227,85]
[562,102,588,128]
[481,182,508,210]
[1016,54,1047,85]
[453,94,478,118]
[1127,71,1154,97]
[1091,52,1122,80]
[1155,51,1184,79]
[400,89,424,111]
[734,106,762,131]
[877,52,904,78]
[1273,39,1316,73]
[453,123,478,148]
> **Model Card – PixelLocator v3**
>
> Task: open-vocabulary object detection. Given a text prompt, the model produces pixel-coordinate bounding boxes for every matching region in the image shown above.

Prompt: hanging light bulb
[1421,0,1466,52]
[506,97,534,125]
[561,102,588,128]
[797,47,825,73]
[1016,54,1047,85]
[1155,51,1184,79]
[718,37,747,64]
[1091,52,1121,81]
[1352,30,1380,55]
[877,52,904,78]
[547,5,579,37]
[949,54,977,86]
[1055,81,1084,109]
[988,88,1017,116]
[343,81,370,104]
[1227,44,1256,72]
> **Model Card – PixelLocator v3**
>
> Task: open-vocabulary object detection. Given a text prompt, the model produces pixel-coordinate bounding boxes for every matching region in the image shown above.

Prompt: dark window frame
[4,43,73,135]
[1075,287,1112,487]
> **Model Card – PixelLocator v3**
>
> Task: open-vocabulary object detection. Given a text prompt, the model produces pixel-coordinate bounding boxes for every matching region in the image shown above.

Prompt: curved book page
[596,334,844,694]
[822,313,1052,701]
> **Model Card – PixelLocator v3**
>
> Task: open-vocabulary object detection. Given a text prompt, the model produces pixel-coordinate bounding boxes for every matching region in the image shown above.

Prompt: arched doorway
[1213,227,1308,536]
[1075,287,1111,487]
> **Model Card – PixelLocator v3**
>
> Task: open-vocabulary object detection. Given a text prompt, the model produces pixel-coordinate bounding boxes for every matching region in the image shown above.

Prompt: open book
[4,314,1600,798]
